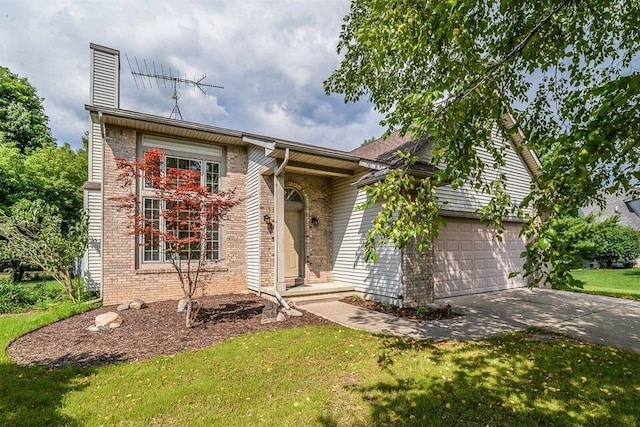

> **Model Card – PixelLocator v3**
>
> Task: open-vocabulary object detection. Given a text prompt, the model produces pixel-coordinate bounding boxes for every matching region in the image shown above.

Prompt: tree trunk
[11,261,24,282]
[64,270,78,303]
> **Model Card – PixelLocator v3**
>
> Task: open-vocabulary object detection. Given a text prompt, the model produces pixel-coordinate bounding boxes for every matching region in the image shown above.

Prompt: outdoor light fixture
[263,214,271,224]
[311,216,319,226]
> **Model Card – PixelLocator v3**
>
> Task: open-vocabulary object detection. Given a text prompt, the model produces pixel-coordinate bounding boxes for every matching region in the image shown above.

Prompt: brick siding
[401,238,435,307]
[101,126,247,305]
[285,173,333,284]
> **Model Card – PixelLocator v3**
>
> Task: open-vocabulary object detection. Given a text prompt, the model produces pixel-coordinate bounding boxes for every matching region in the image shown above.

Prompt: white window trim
[139,197,223,265]
[137,136,226,268]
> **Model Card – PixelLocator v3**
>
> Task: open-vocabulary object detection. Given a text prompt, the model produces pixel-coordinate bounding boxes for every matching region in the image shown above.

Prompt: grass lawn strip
[2,306,640,426]
[570,268,640,300]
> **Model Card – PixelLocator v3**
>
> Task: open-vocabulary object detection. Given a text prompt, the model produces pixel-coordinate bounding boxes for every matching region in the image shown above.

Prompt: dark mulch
[7,294,332,369]
[341,296,462,321]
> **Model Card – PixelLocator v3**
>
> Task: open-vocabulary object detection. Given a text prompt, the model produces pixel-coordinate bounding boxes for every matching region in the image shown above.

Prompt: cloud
[0,0,383,151]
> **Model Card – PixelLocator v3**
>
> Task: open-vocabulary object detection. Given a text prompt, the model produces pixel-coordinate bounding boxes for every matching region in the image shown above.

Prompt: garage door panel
[434,218,527,298]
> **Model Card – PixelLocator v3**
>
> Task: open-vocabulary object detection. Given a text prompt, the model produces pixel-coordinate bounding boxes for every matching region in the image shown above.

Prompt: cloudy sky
[0,0,384,151]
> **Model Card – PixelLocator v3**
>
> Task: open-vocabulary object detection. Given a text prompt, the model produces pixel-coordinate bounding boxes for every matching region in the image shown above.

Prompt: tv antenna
[126,54,223,120]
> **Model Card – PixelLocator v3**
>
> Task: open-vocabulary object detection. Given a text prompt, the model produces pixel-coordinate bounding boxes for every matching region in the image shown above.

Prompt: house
[580,191,640,267]
[83,43,540,307]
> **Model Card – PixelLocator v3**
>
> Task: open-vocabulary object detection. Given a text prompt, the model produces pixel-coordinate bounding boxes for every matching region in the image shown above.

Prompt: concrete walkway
[299,288,640,353]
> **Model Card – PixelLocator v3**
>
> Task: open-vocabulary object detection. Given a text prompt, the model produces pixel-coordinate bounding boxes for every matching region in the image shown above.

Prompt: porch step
[286,290,355,307]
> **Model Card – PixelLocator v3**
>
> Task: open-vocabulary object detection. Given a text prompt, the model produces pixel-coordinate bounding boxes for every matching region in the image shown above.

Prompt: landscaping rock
[116,303,130,312]
[261,301,279,324]
[177,298,189,313]
[129,298,146,310]
[276,311,286,322]
[95,311,122,329]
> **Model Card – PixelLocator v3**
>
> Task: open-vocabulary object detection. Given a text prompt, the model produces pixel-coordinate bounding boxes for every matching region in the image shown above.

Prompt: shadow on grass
[319,330,640,426]
[0,362,95,426]
[622,269,640,277]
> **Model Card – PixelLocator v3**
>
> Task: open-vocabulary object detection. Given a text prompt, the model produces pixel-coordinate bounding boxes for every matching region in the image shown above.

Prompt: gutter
[272,148,291,310]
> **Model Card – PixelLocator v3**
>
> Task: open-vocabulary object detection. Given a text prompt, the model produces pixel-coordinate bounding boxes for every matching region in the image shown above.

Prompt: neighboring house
[83,43,540,307]
[581,191,640,267]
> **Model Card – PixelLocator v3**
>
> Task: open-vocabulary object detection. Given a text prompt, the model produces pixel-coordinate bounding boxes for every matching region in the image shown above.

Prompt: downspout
[273,148,291,310]
[275,147,290,176]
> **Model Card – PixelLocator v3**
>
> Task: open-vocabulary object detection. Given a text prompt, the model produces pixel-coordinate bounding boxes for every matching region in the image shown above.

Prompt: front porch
[260,281,355,306]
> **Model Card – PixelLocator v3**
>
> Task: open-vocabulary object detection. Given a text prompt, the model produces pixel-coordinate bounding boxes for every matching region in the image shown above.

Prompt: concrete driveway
[300,288,640,353]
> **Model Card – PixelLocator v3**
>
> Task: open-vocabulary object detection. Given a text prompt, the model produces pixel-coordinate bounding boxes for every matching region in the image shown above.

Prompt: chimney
[89,43,120,108]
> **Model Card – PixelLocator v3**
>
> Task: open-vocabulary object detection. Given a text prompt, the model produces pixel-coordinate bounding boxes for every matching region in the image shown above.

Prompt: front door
[284,209,302,278]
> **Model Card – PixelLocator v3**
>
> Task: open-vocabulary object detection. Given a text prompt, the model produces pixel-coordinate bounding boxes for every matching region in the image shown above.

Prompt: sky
[0,0,384,151]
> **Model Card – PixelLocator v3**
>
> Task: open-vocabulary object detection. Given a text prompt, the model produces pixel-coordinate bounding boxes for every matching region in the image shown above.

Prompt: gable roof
[350,131,429,167]
[582,191,640,230]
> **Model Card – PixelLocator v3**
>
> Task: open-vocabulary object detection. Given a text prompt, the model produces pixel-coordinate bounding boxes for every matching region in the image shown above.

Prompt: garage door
[434,218,527,298]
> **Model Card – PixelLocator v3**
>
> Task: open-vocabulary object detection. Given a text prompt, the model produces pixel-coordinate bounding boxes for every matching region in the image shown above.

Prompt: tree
[0,142,88,281]
[325,1,640,288]
[0,200,88,302]
[587,223,640,269]
[0,66,54,153]
[0,143,24,213]
[22,142,88,223]
[113,148,239,327]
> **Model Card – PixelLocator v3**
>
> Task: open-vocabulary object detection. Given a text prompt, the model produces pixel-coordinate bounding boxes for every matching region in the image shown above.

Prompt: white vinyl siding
[84,189,102,291]
[332,174,402,300]
[89,122,102,182]
[246,146,269,291]
[90,47,119,108]
[436,127,533,214]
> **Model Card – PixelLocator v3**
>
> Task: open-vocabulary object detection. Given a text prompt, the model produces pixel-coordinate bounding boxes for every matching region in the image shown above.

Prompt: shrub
[590,225,640,268]
[0,279,65,314]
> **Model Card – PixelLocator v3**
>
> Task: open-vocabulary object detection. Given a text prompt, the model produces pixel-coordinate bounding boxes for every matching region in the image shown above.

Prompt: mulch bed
[7,294,331,370]
[341,296,462,321]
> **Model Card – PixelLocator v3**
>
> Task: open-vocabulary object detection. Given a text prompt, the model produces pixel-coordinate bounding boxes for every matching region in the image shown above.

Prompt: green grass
[2,307,640,426]
[570,268,640,300]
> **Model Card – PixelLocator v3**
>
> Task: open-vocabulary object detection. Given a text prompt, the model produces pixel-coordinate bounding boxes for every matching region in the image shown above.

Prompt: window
[143,198,160,261]
[142,198,221,263]
[139,146,224,265]
[145,155,220,191]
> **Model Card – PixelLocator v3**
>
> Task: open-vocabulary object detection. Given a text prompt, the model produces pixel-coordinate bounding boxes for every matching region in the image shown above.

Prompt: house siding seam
[101,125,248,305]
[331,174,402,301]
[285,173,333,284]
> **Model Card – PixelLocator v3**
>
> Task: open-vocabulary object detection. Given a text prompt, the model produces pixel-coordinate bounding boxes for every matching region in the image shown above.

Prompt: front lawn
[2,307,640,426]
[570,268,640,300]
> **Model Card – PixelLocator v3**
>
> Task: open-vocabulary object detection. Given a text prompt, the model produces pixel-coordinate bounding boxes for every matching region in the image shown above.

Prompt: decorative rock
[283,308,303,317]
[276,311,286,322]
[177,298,189,313]
[87,325,109,332]
[129,298,146,310]
[116,303,130,312]
[261,301,279,324]
[95,311,122,329]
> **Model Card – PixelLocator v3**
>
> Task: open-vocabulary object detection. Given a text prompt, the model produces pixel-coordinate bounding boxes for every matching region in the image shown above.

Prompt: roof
[582,191,640,230]
[350,131,429,166]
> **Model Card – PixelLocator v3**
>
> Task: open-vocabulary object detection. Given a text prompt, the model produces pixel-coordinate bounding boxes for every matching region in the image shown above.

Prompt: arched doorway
[284,188,304,278]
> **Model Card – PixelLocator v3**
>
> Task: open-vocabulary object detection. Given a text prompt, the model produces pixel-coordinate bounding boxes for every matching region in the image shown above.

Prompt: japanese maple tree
[113,148,238,327]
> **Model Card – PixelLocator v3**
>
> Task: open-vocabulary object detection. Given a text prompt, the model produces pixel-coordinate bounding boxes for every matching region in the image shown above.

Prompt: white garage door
[434,218,527,298]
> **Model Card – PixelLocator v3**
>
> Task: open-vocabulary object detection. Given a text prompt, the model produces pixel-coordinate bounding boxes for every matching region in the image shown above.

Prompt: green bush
[586,224,640,268]
[0,279,65,314]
